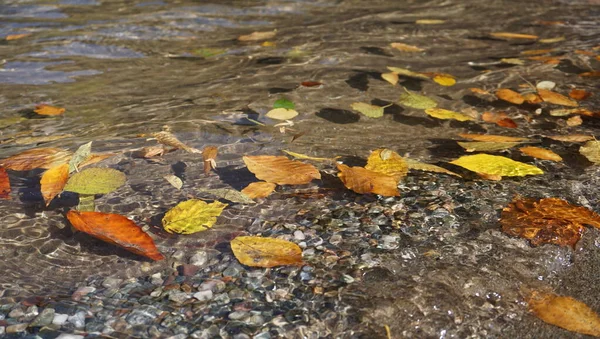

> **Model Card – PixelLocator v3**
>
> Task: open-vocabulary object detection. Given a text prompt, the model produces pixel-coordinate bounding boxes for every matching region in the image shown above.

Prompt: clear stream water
[1,0,600,337]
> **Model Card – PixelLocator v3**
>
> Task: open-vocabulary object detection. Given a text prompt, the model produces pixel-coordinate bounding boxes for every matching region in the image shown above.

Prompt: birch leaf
[538,89,578,107]
[390,42,424,52]
[457,141,522,152]
[69,141,92,173]
[381,72,399,85]
[365,149,408,181]
[243,155,321,185]
[266,108,298,120]
[162,199,227,234]
[231,236,303,267]
[404,158,461,177]
[425,108,474,121]
[387,67,429,80]
[64,168,126,194]
[337,164,399,196]
[351,102,387,118]
[241,182,276,199]
[520,146,562,161]
[41,163,69,206]
[458,134,529,142]
[450,154,543,177]
[164,174,183,189]
[496,89,524,105]
[398,90,437,109]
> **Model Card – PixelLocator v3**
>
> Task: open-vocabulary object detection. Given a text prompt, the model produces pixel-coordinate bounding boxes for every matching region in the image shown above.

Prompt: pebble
[253,331,271,339]
[56,334,85,339]
[245,314,265,326]
[228,311,249,320]
[222,264,243,277]
[293,230,305,240]
[233,334,250,339]
[53,313,69,326]
[193,290,213,301]
[177,264,200,277]
[168,291,191,304]
[71,286,96,301]
[189,250,210,266]
[0,327,3,336]
[8,307,24,318]
[166,334,187,339]
[29,307,55,327]
[150,272,164,285]
[68,311,86,328]
[102,277,123,289]
[6,323,27,333]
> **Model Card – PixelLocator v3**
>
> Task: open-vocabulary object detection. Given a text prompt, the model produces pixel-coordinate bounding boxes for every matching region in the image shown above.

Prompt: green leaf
[162,199,227,234]
[273,98,295,110]
[398,89,437,109]
[197,188,255,204]
[69,141,92,173]
[64,168,126,194]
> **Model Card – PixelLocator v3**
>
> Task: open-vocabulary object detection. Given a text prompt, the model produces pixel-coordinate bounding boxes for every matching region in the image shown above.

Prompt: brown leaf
[546,134,595,143]
[202,146,218,176]
[365,149,408,182]
[520,49,554,55]
[522,92,543,104]
[152,131,199,153]
[580,71,600,77]
[241,182,276,199]
[469,88,491,95]
[390,42,424,52]
[34,104,65,116]
[67,210,164,261]
[458,134,529,142]
[337,164,399,196]
[528,291,600,337]
[132,145,168,158]
[40,163,69,206]
[500,197,600,248]
[238,30,276,41]
[243,155,321,185]
[496,118,518,128]
[566,115,583,127]
[78,153,115,169]
[230,236,303,267]
[0,148,72,171]
[519,146,562,162]
[569,89,592,101]
[538,89,579,107]
[496,89,524,105]
[0,167,10,199]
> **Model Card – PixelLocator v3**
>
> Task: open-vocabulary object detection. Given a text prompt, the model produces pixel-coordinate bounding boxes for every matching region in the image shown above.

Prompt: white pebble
[52,313,69,326]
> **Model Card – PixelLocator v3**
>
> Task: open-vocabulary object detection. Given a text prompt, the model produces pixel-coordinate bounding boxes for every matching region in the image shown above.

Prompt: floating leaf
[132,145,168,158]
[365,149,408,181]
[164,174,183,189]
[243,155,321,185]
[64,168,126,195]
[69,141,92,173]
[231,236,303,267]
[398,90,437,109]
[0,148,72,171]
[580,141,600,164]
[538,89,578,107]
[300,81,322,87]
[381,72,399,85]
[500,197,600,247]
[34,104,65,116]
[162,199,227,234]
[431,73,456,86]
[337,164,399,196]
[387,67,429,80]
[390,42,424,52]
[351,102,388,118]
[490,32,538,39]
[266,108,298,120]
[238,30,276,41]
[152,131,200,153]
[67,210,164,261]
[457,141,522,152]
[281,150,337,162]
[197,188,255,204]
[202,146,218,176]
[0,167,9,199]
[522,92,543,104]
[40,163,69,206]
[458,134,529,142]
[241,182,276,199]
[450,154,543,178]
[567,115,583,127]
[519,146,562,161]
[527,291,600,337]
[546,135,594,143]
[424,108,474,121]
[273,98,295,110]
[496,89,524,105]
[569,89,591,101]
[404,158,460,177]
[415,19,445,24]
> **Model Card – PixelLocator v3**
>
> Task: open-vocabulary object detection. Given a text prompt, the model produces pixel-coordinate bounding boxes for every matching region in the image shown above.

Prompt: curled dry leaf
[34,104,65,116]
[537,89,579,107]
[387,66,429,80]
[450,154,543,178]
[67,210,164,261]
[231,236,303,267]
[546,134,594,143]
[243,155,321,185]
[519,146,562,161]
[496,89,524,105]
[404,158,461,177]
[162,199,227,234]
[202,146,218,176]
[566,115,583,127]
[522,92,543,104]
[241,181,276,199]
[424,108,474,121]
[0,167,9,199]
[0,148,72,171]
[580,140,600,164]
[238,30,276,41]
[152,131,200,153]
[64,168,126,195]
[458,134,529,142]
[381,72,399,85]
[365,149,408,182]
[527,291,600,337]
[490,32,538,39]
[337,164,399,196]
[390,42,424,52]
[569,89,591,101]
[500,197,600,248]
[40,163,69,206]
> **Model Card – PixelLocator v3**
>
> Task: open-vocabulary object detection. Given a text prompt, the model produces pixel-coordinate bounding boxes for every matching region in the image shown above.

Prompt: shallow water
[1,0,600,337]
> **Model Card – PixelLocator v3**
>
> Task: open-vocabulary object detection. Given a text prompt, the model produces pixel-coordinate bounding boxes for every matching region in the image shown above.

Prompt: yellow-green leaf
[580,141,600,164]
[405,158,461,177]
[457,141,522,152]
[381,72,399,85]
[64,168,126,194]
[265,108,298,120]
[69,141,92,173]
[425,108,474,121]
[365,149,408,181]
[231,236,303,267]
[162,199,227,234]
[450,154,543,177]
[399,90,437,109]
[350,102,388,118]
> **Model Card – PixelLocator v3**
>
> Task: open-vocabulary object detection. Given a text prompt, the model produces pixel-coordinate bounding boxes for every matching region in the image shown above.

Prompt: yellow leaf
[231,236,303,267]
[580,141,600,164]
[381,72,399,85]
[528,291,600,337]
[431,74,456,86]
[424,108,474,121]
[281,150,337,162]
[490,32,538,39]
[398,89,437,109]
[34,104,65,116]
[243,155,321,185]
[337,164,399,196]
[266,108,298,120]
[238,30,276,41]
[457,141,522,152]
[450,154,543,178]
[458,134,529,142]
[261,41,276,47]
[351,102,388,118]
[404,158,461,177]
[365,149,408,182]
[390,42,424,52]
[40,163,69,206]
[415,19,445,25]
[387,67,429,80]
[162,199,227,234]
[519,146,562,161]
[241,182,276,199]
[539,36,565,43]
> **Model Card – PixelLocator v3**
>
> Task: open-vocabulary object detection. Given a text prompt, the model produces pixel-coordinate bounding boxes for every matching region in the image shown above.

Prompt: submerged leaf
[404,158,461,177]
[34,104,65,116]
[162,199,227,234]
[381,72,399,85]
[64,168,126,195]
[69,141,92,173]
[337,164,399,196]
[238,30,276,41]
[0,167,9,199]
[450,154,543,178]
[153,131,200,153]
[365,149,408,182]
[387,66,429,80]
[164,174,183,189]
[77,194,96,212]
[519,146,562,161]
[241,182,276,199]
[243,155,321,185]
[202,146,218,176]
[351,102,387,118]
[67,210,164,261]
[398,90,437,109]
[40,163,69,206]
[425,108,474,121]
[431,73,456,86]
[580,141,600,164]
[458,134,529,142]
[281,150,336,162]
[390,42,424,52]
[0,148,72,171]
[538,89,579,107]
[273,98,295,110]
[197,187,255,204]
[496,89,524,105]
[231,236,303,267]
[266,108,298,120]
[490,32,538,39]
[457,141,522,152]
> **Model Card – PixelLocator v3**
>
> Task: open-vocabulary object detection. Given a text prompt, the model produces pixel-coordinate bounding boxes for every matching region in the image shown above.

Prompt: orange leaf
[34,104,65,116]
[66,210,164,261]
[0,167,10,199]
[243,155,321,185]
[469,88,491,95]
[458,134,529,142]
[520,49,554,55]
[300,81,323,87]
[6,33,31,41]
[546,134,594,142]
[496,89,524,105]
[528,55,562,64]
[238,30,276,41]
[500,197,600,248]
[519,146,562,162]
[78,153,115,169]
[496,118,518,128]
[569,89,591,101]
[231,236,303,267]
[202,146,218,176]
[538,89,578,107]
[566,115,583,127]
[580,71,600,77]
[390,42,424,52]
[337,164,399,196]
[490,32,538,40]
[528,291,600,337]
[522,92,543,104]
[0,148,72,171]
[241,182,276,199]
[40,163,69,206]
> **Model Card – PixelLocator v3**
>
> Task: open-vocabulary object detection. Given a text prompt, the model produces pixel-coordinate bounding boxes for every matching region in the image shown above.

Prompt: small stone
[193,290,213,301]
[6,323,27,333]
[228,311,249,320]
[52,313,69,325]
[29,308,55,327]
[8,307,24,318]
[71,286,96,301]
[233,334,250,339]
[86,321,104,333]
[168,291,190,304]
[253,331,271,339]
[23,305,39,321]
[293,230,305,240]
[245,314,265,326]
[56,334,85,339]
[177,264,200,277]
[222,264,242,277]
[189,251,209,266]
[150,287,163,297]
[0,327,4,336]
[102,277,123,289]
[67,311,86,328]
[213,293,230,305]
[166,334,187,339]
[150,273,163,285]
